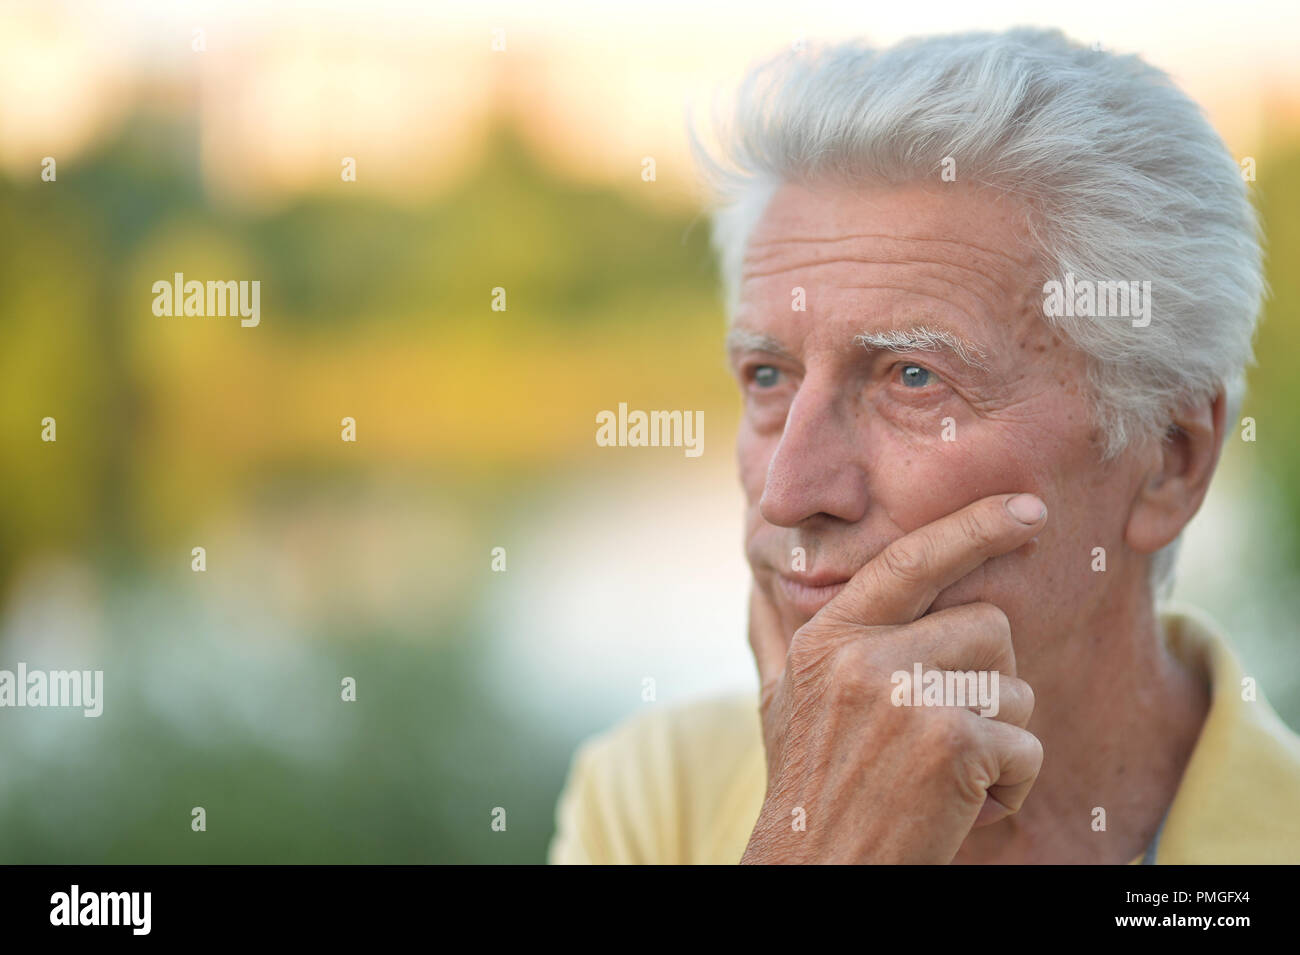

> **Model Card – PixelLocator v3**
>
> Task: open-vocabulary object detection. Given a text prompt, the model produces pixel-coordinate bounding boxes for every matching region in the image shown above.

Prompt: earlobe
[1123,392,1225,555]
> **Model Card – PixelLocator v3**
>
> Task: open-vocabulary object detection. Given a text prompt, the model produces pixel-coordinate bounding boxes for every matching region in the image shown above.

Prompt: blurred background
[0,0,1297,863]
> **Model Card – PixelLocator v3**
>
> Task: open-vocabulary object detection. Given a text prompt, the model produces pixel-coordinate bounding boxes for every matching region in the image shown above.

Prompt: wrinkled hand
[742,493,1047,864]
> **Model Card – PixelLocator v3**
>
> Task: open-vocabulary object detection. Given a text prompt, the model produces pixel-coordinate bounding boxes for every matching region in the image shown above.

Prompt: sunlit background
[1,0,1298,863]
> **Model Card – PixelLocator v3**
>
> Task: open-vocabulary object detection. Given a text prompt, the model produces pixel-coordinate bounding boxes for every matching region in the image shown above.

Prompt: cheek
[877,414,1104,616]
[870,429,1043,531]
[737,424,777,568]
[869,426,1066,604]
[736,422,773,507]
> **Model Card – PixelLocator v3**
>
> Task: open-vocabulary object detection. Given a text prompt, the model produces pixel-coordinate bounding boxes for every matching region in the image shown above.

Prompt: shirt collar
[1146,602,1300,863]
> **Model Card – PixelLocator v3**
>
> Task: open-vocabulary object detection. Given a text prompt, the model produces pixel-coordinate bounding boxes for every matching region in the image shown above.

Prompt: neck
[953,583,1211,864]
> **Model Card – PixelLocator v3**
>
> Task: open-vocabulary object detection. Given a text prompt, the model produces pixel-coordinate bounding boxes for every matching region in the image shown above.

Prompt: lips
[776,572,852,618]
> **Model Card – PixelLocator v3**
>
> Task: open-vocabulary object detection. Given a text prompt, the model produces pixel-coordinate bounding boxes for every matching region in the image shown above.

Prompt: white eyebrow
[854,325,989,370]
[725,326,798,361]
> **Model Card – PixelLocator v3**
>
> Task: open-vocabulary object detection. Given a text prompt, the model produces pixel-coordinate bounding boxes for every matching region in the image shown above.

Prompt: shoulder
[1159,603,1300,862]
[549,692,764,864]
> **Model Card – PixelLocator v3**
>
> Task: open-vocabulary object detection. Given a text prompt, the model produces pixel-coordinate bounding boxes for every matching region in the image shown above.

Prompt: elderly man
[550,28,1300,864]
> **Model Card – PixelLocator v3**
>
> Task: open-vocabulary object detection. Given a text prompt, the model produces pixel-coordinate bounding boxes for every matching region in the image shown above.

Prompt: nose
[759,373,870,528]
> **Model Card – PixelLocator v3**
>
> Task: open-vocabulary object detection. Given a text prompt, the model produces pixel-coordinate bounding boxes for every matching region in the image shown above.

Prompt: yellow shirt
[549,604,1300,864]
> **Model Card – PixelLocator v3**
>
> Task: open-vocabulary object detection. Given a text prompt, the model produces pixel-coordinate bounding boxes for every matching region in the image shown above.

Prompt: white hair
[689,27,1267,598]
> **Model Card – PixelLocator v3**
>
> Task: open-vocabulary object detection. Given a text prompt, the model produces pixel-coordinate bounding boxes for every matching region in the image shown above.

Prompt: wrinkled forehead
[736,180,1045,354]
[742,179,1039,284]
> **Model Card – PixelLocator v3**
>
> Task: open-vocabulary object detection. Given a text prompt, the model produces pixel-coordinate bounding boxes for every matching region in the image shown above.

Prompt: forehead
[737,179,1041,344]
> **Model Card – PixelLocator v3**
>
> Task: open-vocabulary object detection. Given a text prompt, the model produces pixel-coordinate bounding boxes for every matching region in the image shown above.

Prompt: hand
[741,493,1047,864]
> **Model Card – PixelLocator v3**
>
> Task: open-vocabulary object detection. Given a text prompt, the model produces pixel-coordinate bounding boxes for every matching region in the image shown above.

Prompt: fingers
[972,719,1045,828]
[748,584,788,696]
[982,675,1033,728]
[905,601,1017,679]
[890,601,1032,725]
[819,493,1046,629]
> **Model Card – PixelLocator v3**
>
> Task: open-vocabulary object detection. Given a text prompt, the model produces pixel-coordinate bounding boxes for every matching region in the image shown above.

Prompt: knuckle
[881,537,931,584]
[1013,678,1035,715]
[829,673,867,706]
[826,643,872,696]
[979,602,1011,637]
[957,746,998,798]
[923,708,973,757]
[957,509,996,550]
[1026,728,1044,759]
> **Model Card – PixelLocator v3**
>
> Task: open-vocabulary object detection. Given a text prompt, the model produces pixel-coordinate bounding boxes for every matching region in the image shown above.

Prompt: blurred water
[481,461,756,739]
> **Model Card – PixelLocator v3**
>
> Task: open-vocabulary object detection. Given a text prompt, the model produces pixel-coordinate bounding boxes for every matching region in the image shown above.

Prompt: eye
[752,365,781,388]
[898,363,937,388]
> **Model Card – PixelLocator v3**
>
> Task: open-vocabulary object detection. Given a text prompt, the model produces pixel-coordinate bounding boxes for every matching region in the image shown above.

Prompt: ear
[1124,390,1227,555]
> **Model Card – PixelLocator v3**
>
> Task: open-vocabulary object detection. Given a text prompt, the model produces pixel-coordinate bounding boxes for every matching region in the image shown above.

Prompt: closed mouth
[776,573,851,617]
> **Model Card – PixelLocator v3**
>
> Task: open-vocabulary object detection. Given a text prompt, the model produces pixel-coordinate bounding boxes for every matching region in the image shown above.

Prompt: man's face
[730,179,1143,670]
